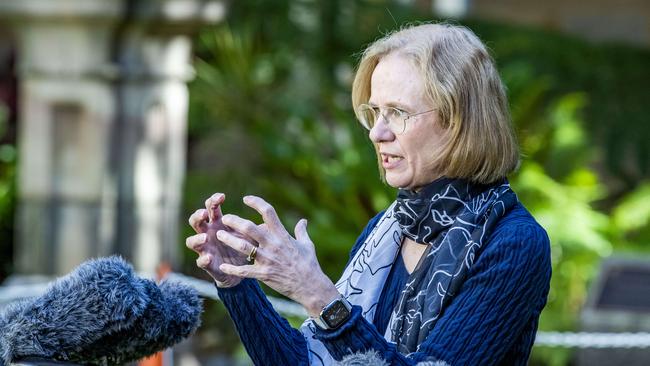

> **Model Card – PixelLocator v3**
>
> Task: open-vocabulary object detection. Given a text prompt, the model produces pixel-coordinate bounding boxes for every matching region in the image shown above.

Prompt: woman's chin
[385,174,412,190]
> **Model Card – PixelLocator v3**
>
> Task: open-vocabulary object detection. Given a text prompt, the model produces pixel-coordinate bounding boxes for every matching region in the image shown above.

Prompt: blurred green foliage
[182,1,650,364]
[0,103,15,283]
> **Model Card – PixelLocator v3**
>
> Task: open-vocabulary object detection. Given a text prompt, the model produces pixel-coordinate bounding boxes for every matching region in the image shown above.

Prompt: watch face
[323,300,350,329]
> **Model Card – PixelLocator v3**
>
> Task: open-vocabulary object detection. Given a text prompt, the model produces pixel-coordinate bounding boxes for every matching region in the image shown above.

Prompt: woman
[186,23,551,365]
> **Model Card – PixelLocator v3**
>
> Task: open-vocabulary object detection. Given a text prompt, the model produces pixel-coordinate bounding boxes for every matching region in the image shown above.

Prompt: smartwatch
[312,295,352,330]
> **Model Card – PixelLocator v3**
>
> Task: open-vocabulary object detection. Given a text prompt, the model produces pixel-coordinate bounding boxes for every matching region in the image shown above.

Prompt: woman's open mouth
[381,153,404,169]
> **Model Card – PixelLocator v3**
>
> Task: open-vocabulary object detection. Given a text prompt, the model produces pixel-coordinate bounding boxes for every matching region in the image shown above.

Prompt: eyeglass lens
[360,106,406,133]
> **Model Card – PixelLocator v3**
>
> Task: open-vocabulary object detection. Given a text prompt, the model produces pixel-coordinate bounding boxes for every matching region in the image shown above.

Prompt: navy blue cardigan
[217,202,551,365]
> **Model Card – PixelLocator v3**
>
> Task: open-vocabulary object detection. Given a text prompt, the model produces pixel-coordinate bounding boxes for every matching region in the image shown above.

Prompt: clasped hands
[186,193,340,317]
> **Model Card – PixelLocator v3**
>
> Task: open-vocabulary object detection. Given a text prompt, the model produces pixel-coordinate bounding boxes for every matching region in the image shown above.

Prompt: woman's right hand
[186,193,250,287]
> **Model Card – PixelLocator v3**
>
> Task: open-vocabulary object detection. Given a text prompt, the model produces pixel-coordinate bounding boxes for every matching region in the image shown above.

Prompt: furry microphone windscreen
[0,256,203,366]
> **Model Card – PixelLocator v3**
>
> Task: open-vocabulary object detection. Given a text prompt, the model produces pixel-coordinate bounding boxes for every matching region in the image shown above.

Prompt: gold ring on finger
[247,246,258,263]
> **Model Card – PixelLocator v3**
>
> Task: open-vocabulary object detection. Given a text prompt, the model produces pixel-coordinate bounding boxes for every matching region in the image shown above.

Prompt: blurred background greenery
[0,103,15,283]
[1,0,649,365]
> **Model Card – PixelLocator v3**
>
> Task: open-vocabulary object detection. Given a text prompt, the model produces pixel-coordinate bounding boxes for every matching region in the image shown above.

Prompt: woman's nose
[368,118,395,143]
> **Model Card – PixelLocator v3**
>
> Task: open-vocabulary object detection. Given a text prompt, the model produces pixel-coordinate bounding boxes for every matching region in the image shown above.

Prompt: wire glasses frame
[356,104,437,134]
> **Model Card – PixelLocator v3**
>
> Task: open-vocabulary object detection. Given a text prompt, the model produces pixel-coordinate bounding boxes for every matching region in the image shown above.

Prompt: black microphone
[0,256,202,366]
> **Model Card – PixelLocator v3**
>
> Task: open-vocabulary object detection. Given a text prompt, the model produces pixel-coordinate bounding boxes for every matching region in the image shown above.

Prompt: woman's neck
[400,237,428,274]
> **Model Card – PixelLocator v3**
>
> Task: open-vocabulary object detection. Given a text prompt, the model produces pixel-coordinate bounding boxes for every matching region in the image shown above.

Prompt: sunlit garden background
[1,0,650,365]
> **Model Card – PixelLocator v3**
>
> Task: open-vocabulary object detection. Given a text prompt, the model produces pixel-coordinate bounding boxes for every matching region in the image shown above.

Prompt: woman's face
[368,53,447,190]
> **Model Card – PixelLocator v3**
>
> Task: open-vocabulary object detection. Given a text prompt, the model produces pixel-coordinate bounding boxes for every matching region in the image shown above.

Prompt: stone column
[0,0,224,276]
[0,0,121,276]
[114,21,197,275]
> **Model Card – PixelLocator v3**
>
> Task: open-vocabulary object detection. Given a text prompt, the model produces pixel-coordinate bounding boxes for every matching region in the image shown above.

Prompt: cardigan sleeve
[216,278,309,366]
[215,211,384,366]
[312,222,552,366]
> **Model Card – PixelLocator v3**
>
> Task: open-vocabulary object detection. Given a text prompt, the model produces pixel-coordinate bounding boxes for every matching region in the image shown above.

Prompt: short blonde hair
[352,23,519,184]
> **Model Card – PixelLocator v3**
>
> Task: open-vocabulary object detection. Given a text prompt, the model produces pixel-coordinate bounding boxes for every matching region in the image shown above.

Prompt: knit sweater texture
[217,202,551,365]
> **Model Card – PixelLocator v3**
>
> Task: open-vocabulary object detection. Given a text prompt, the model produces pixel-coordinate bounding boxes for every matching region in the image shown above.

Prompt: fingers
[219,263,260,279]
[217,230,257,256]
[204,193,226,223]
[196,253,213,269]
[189,193,225,233]
[186,233,208,252]
[188,209,209,233]
[294,218,310,243]
[221,214,266,243]
[243,195,284,232]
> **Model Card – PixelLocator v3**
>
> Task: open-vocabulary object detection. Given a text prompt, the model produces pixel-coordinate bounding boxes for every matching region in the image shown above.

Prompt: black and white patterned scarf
[300,178,517,364]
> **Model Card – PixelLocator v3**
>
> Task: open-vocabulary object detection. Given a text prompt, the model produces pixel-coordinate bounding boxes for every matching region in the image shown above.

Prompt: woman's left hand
[217,195,340,317]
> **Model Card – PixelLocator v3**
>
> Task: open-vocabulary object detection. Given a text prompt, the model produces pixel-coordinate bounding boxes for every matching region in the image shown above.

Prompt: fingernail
[200,233,208,242]
[216,230,224,239]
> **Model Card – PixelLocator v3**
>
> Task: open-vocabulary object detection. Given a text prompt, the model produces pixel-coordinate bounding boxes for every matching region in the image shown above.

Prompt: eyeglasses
[357,103,437,134]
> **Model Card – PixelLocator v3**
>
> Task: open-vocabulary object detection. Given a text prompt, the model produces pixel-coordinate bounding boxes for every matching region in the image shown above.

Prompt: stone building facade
[0,0,225,276]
